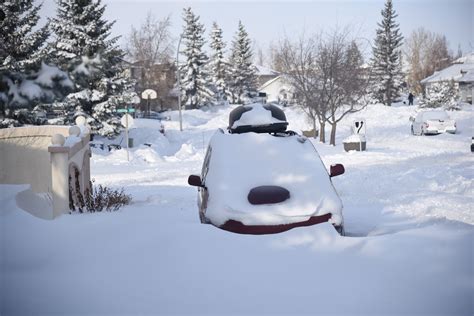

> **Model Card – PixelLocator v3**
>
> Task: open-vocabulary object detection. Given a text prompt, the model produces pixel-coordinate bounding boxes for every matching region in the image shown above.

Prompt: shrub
[70,173,131,213]
[420,80,460,110]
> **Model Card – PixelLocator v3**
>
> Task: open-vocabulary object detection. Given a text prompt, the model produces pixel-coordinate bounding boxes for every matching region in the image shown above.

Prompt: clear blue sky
[39,0,473,62]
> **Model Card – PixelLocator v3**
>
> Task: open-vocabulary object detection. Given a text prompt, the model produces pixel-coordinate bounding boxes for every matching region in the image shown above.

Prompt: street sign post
[120,114,134,161]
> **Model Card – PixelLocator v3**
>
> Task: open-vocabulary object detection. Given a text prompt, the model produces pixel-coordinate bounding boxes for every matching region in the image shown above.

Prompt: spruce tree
[228,21,257,104]
[209,22,228,102]
[50,0,135,136]
[371,0,404,106]
[0,0,63,117]
[180,7,213,109]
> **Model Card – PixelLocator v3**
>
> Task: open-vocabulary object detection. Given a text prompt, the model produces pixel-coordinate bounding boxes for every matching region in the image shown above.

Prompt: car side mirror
[330,164,345,177]
[409,116,415,122]
[188,174,204,187]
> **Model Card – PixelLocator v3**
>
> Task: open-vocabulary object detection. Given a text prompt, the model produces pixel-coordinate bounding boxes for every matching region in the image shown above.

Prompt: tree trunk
[319,121,326,143]
[386,82,392,106]
[312,118,317,138]
[330,122,337,146]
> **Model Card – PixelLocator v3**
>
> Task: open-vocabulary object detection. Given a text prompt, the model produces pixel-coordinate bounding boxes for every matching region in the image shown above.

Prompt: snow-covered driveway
[1,104,473,315]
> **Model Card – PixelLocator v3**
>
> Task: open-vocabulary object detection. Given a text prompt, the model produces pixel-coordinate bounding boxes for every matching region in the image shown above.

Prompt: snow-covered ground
[1,103,473,315]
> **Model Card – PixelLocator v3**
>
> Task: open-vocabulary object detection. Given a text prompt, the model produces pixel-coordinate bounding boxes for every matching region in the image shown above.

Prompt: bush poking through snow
[83,184,131,213]
[70,174,131,213]
[420,80,461,110]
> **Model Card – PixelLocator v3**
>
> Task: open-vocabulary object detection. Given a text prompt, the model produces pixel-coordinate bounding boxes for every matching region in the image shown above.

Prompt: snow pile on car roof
[230,103,286,128]
[204,131,343,226]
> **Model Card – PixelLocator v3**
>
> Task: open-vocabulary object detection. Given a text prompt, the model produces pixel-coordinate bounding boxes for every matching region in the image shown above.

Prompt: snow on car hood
[204,131,343,226]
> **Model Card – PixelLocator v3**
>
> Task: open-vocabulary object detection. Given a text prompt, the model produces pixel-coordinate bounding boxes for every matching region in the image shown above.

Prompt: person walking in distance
[408,92,414,105]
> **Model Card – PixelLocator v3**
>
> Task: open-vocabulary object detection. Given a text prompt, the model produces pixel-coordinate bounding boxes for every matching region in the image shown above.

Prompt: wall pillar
[49,134,70,219]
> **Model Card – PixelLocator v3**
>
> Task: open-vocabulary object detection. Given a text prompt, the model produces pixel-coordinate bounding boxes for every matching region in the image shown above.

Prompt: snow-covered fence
[0,124,91,219]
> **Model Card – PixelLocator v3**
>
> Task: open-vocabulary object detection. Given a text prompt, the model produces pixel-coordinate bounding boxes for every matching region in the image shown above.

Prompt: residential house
[128,61,178,111]
[258,75,296,105]
[421,52,474,104]
[254,65,280,88]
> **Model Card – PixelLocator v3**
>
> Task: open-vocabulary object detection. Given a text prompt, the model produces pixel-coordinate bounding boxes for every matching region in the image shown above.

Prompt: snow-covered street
[1,103,473,315]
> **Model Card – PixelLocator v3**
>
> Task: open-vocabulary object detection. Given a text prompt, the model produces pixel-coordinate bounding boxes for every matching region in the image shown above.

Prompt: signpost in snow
[121,113,134,161]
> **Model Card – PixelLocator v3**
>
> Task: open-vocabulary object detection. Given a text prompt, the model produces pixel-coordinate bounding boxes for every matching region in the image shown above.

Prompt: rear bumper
[425,128,456,135]
[218,213,333,235]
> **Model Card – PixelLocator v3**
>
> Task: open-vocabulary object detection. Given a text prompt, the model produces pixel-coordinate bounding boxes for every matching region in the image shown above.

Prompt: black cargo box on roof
[228,103,288,134]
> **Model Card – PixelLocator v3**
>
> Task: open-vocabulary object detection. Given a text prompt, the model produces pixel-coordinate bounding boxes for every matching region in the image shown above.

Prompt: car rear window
[423,111,449,120]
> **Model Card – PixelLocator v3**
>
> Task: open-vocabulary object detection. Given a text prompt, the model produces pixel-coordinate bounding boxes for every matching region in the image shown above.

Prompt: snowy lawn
[1,103,473,315]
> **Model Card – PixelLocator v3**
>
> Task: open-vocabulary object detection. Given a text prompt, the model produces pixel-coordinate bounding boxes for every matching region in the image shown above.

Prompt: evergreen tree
[180,7,213,109]
[50,0,135,136]
[370,0,404,106]
[209,22,228,102]
[228,21,257,104]
[0,0,71,119]
[422,80,460,110]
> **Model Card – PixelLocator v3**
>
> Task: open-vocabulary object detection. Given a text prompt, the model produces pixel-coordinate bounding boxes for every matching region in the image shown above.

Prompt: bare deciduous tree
[278,28,369,145]
[268,41,286,73]
[320,30,369,145]
[404,27,452,94]
[126,13,174,67]
[277,32,329,142]
[125,13,176,111]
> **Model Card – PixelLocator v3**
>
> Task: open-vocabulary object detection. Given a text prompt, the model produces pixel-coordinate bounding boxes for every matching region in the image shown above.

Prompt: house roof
[254,65,280,76]
[258,75,283,90]
[453,52,474,64]
[458,69,474,83]
[420,57,474,84]
[258,74,295,91]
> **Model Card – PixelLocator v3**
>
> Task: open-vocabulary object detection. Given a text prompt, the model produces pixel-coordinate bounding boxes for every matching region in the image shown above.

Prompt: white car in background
[409,110,456,136]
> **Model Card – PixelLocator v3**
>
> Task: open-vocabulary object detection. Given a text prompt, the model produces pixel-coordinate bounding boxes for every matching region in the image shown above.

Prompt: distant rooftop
[421,52,474,84]
[254,65,280,76]
[453,52,474,64]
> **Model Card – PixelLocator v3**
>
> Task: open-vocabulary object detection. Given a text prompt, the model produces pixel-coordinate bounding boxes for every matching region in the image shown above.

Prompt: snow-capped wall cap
[51,134,66,146]
[343,134,366,143]
[228,103,288,134]
[69,126,81,137]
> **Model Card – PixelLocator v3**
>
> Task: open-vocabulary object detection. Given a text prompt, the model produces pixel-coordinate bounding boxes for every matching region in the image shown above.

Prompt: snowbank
[2,102,473,315]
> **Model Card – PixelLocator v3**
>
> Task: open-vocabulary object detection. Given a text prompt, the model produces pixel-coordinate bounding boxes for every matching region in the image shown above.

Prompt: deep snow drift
[1,103,473,315]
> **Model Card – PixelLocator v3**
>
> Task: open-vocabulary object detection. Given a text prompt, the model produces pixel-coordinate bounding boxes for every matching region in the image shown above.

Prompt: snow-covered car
[409,110,456,135]
[188,103,345,235]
